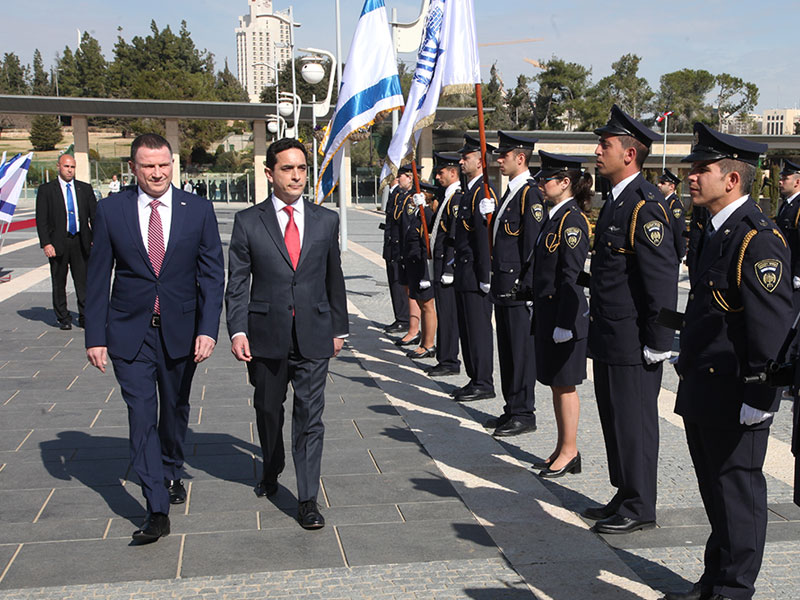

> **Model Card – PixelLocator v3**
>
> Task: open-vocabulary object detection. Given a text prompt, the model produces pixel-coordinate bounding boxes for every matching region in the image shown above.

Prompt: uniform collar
[548,196,573,219]
[710,195,749,231]
[506,170,531,197]
[611,171,639,200]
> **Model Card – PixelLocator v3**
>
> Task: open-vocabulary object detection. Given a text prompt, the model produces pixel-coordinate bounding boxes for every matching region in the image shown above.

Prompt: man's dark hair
[619,136,650,169]
[718,158,756,195]
[130,134,172,163]
[508,147,532,165]
[266,137,308,170]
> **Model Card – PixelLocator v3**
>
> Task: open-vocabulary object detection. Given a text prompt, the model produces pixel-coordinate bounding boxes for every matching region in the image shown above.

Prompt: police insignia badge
[754,259,782,292]
[672,207,682,219]
[531,204,544,222]
[452,204,459,217]
[647,192,654,200]
[564,227,581,248]
[643,220,663,246]
[406,203,415,215]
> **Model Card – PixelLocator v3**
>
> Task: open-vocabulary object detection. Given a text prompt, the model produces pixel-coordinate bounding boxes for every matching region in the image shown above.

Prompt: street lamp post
[263,8,302,138]
[298,48,337,194]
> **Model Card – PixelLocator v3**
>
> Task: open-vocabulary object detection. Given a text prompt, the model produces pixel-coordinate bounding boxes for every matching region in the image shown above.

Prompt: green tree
[56,47,81,96]
[482,64,513,129]
[215,60,249,103]
[652,69,715,132]
[506,75,535,129]
[593,54,653,119]
[29,115,63,150]
[75,32,107,97]
[0,52,30,94]
[714,73,759,129]
[31,49,51,95]
[533,57,593,130]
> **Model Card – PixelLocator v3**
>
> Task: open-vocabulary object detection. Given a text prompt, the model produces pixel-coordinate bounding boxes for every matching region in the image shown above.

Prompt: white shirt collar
[467,174,482,190]
[444,181,461,198]
[58,176,73,187]
[137,184,172,208]
[611,171,640,200]
[710,195,750,231]
[548,197,573,219]
[389,183,399,192]
[272,194,303,215]
[786,191,800,205]
[506,170,532,197]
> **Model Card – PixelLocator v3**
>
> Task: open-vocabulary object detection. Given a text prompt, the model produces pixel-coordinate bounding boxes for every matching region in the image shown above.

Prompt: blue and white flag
[315,0,403,203]
[380,0,481,187]
[0,152,33,225]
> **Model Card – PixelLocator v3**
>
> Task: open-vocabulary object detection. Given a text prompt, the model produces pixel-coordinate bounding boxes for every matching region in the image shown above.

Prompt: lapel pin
[181,202,186,206]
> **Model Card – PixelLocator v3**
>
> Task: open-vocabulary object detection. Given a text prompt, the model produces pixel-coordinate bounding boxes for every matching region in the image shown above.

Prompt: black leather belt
[150,314,161,328]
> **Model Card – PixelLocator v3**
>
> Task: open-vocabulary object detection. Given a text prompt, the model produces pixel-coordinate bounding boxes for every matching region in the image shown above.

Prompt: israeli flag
[0,152,33,224]
[380,0,481,187]
[315,0,403,203]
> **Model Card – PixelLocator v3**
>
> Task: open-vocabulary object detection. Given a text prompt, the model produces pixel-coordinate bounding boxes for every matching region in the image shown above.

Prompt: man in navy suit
[85,134,225,544]
[225,138,348,530]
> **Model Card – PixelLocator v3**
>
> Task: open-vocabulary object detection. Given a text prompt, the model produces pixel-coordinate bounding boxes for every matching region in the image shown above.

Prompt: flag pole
[662,113,668,171]
[410,159,432,259]
[474,83,493,253]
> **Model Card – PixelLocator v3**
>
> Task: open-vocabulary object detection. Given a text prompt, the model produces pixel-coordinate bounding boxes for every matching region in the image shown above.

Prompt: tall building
[236,0,292,103]
[762,109,800,136]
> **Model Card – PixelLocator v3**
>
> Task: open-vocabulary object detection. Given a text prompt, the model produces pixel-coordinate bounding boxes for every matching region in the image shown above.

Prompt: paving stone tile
[193,406,254,425]
[320,445,378,476]
[0,489,53,523]
[184,454,256,481]
[0,517,110,544]
[184,422,252,444]
[105,510,258,539]
[22,428,128,453]
[0,430,32,453]
[0,407,96,430]
[37,485,145,521]
[397,500,475,522]
[322,471,460,507]
[189,440,260,457]
[370,446,435,473]
[185,479,266,514]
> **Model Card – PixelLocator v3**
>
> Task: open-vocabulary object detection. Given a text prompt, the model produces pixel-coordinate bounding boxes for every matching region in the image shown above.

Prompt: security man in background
[662,125,791,600]
[658,168,687,259]
[482,132,544,436]
[585,105,679,534]
[382,174,411,334]
[452,134,498,401]
[428,152,463,377]
[775,159,800,305]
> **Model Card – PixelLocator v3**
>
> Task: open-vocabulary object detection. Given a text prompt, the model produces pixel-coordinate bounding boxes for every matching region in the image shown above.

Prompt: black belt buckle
[150,314,161,328]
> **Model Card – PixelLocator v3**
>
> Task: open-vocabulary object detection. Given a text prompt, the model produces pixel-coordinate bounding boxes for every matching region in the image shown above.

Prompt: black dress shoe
[384,321,408,334]
[59,321,72,330]
[581,502,620,520]
[484,413,511,429]
[132,512,170,544]
[538,453,581,478]
[532,458,552,469]
[427,364,460,377]
[449,383,473,397]
[166,479,187,504]
[454,389,495,402]
[493,418,537,437]
[660,582,711,600]
[592,514,656,534]
[77,317,86,328]
[297,499,325,529]
[395,334,420,347]
[407,346,436,359]
[255,480,279,498]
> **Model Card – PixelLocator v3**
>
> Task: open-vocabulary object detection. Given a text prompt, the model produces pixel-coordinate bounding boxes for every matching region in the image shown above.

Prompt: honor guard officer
[452,134,499,401]
[394,165,423,347]
[585,104,679,534]
[658,168,688,259]
[382,174,410,334]
[661,125,792,600]
[483,132,544,436]
[776,159,800,299]
[428,152,463,377]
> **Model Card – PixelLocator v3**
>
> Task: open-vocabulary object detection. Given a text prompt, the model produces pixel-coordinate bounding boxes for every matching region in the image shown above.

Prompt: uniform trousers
[593,360,661,522]
[495,304,535,421]
[685,422,769,600]
[386,260,409,326]
[247,323,329,503]
[455,290,494,392]
[433,280,460,370]
[48,233,88,324]
[111,325,196,515]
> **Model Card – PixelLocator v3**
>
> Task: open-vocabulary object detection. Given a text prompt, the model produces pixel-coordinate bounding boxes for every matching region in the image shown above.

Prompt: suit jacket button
[708,367,714,373]
[589,316,593,322]
[708,281,714,287]
[689,293,694,300]
[679,375,684,381]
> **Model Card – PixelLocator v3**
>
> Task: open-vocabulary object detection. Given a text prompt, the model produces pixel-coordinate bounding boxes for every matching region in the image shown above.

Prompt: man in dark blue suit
[85,134,225,544]
[225,138,348,530]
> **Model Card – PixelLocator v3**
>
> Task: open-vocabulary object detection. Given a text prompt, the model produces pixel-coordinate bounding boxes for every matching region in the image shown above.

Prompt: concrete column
[164,119,181,187]
[419,126,433,180]
[71,116,90,183]
[253,120,267,203]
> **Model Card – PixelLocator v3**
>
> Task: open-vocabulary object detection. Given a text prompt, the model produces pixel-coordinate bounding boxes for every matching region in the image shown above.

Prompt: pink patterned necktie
[148,199,165,314]
[283,205,300,269]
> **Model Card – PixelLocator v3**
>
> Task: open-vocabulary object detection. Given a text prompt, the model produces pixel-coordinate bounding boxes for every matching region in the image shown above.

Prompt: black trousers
[593,360,661,522]
[685,422,769,600]
[386,260,409,325]
[433,280,460,369]
[495,304,535,421]
[455,289,494,392]
[247,324,329,503]
[48,233,87,324]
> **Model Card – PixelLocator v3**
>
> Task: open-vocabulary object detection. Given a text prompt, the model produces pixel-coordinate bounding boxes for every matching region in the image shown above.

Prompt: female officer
[532,151,592,478]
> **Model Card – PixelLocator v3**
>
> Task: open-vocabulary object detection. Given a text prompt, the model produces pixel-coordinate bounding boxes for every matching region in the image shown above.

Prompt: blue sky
[6,0,797,112]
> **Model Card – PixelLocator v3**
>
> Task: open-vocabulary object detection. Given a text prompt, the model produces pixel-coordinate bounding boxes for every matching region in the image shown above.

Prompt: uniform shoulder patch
[564,227,581,249]
[406,203,415,215]
[754,259,782,293]
[531,203,544,222]
[672,205,683,219]
[643,220,664,246]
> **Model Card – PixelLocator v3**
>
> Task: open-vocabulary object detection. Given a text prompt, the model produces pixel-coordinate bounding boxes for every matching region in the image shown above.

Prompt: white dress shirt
[137,185,173,250]
[58,176,80,233]
[610,171,640,201]
[710,195,750,232]
[785,191,800,205]
[272,194,305,245]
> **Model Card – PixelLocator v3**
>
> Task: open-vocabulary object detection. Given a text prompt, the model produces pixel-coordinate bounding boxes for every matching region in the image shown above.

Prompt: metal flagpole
[474,82,494,253]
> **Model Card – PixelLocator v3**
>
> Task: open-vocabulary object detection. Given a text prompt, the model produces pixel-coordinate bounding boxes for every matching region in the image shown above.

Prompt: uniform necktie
[66,183,77,235]
[283,205,300,269]
[148,199,165,314]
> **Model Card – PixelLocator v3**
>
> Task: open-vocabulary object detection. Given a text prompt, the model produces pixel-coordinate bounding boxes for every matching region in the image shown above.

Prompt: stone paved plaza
[0,201,798,599]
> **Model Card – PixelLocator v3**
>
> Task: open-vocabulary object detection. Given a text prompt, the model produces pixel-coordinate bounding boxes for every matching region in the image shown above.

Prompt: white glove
[553,327,573,344]
[793,276,800,290]
[643,345,671,365]
[739,403,773,426]
[412,193,426,207]
[440,273,454,286]
[479,282,491,294]
[478,197,495,216]
[419,279,431,290]
[526,301,533,308]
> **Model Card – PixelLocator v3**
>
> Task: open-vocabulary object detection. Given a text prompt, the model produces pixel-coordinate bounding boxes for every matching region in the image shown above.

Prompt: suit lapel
[122,190,153,273]
[295,199,316,271]
[160,187,185,272]
[259,200,293,268]
[692,204,748,283]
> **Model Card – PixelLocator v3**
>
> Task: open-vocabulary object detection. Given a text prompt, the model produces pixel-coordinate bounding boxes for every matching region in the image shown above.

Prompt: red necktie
[148,199,165,314]
[283,205,300,269]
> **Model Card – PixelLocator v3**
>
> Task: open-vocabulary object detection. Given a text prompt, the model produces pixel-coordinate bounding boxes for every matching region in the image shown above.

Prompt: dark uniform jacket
[676,198,792,428]
[588,173,678,364]
[400,193,435,265]
[533,200,590,338]
[774,194,800,281]
[432,185,460,281]
[383,185,404,263]
[665,192,687,259]
[686,205,709,267]
[453,175,498,292]
[35,178,97,256]
[490,178,545,306]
